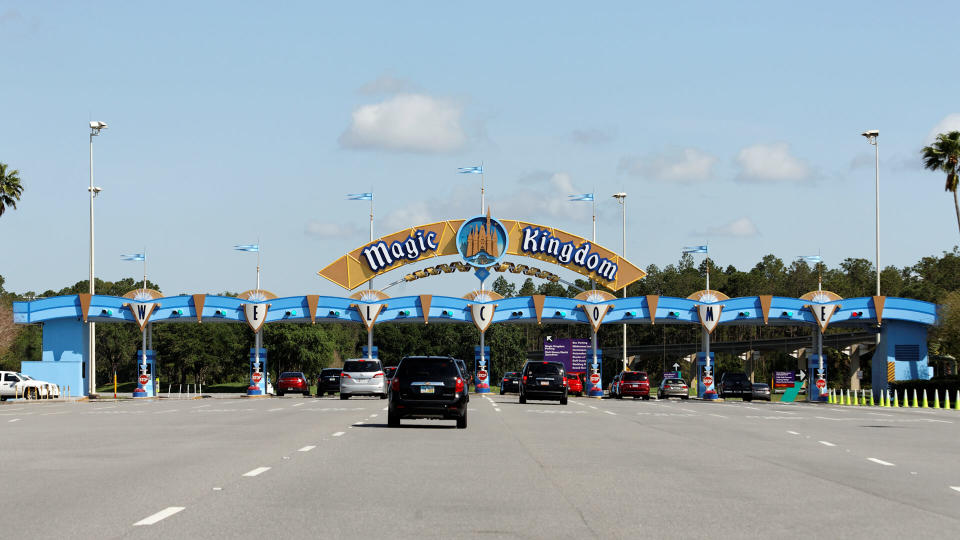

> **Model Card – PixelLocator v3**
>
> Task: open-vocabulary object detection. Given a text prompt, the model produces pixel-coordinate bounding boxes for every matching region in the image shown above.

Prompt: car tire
[380,393,387,399]
[616,393,623,400]
[499,388,504,395]
[456,410,467,429]
[340,393,349,400]
[682,395,689,400]
[519,394,526,404]
[560,395,568,405]
[388,410,400,427]
[277,391,284,397]
[643,395,650,400]
[303,391,310,397]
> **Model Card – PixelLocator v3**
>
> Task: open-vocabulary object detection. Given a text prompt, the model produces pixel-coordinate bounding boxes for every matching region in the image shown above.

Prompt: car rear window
[321,369,341,376]
[279,372,303,378]
[343,361,381,372]
[525,362,563,376]
[622,372,648,381]
[664,378,685,384]
[397,358,459,378]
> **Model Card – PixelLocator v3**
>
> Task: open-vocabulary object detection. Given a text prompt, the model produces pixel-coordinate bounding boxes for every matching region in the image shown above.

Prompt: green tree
[0,163,24,217]
[921,130,960,235]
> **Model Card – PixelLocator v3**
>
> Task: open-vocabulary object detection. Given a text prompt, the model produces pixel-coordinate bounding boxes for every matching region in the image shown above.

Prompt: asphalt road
[2,394,960,539]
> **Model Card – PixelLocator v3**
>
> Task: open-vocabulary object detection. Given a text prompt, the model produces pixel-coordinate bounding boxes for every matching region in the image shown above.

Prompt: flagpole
[480,161,485,214]
[142,247,147,291]
[369,190,374,291]
[256,237,261,292]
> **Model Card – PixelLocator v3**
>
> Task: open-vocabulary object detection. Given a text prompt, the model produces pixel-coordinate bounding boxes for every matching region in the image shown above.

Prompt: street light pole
[613,193,627,371]
[88,121,106,396]
[862,130,880,345]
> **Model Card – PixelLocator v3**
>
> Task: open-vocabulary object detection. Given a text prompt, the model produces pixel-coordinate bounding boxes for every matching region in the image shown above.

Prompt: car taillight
[522,375,527,383]
[391,378,399,391]
[341,373,351,379]
[373,372,384,378]
[455,377,464,393]
[562,378,567,387]
[682,385,688,389]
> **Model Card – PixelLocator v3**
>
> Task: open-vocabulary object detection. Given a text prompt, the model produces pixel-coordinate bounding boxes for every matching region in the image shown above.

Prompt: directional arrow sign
[673,363,680,370]
[799,370,806,381]
[817,368,824,378]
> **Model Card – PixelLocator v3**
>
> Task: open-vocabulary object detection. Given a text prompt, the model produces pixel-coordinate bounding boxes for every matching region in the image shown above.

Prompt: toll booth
[249,348,268,395]
[807,355,828,402]
[696,352,716,399]
[133,350,156,398]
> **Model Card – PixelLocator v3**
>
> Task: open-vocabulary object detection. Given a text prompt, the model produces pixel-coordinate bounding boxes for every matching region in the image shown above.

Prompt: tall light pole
[89,121,107,396]
[862,129,880,346]
[613,192,627,371]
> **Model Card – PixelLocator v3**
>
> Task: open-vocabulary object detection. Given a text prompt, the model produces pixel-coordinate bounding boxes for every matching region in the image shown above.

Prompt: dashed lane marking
[604,410,616,416]
[867,458,895,467]
[268,408,283,412]
[708,413,727,419]
[369,414,378,418]
[818,441,836,447]
[332,431,345,437]
[298,446,316,452]
[242,467,271,477]
[382,407,387,411]
[589,406,598,410]
[787,430,800,435]
[951,486,960,493]
[354,421,365,425]
[495,408,501,412]
[8,418,21,423]
[292,403,304,407]
[133,506,185,526]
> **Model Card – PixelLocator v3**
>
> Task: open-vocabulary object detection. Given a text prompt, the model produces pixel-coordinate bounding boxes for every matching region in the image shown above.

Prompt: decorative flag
[683,245,708,254]
[234,244,259,252]
[569,193,594,202]
[799,255,823,263]
[347,193,373,200]
[121,253,145,261]
[458,166,483,174]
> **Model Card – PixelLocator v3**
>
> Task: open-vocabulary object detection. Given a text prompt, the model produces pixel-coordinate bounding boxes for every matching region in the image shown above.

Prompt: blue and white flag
[569,193,594,202]
[458,166,483,174]
[683,245,708,254]
[799,255,823,263]
[234,244,260,252]
[347,193,373,201]
[121,253,145,261]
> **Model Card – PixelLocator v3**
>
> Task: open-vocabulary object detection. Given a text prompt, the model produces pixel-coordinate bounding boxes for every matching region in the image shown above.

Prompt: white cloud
[700,217,759,237]
[926,113,960,144]
[619,148,718,182]
[339,94,467,153]
[734,142,812,183]
[305,221,361,239]
[357,75,418,95]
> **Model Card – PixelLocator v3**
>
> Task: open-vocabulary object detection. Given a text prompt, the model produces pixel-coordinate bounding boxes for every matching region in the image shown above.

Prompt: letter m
[362,242,392,271]
[597,260,618,281]
[705,307,714,321]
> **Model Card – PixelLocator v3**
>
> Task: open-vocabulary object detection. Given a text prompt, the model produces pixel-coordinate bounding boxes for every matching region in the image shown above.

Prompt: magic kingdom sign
[318,210,646,291]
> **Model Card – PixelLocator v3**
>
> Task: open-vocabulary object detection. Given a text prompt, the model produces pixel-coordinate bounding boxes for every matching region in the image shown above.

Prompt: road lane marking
[8,418,21,423]
[951,486,960,493]
[787,430,800,435]
[867,458,895,467]
[589,406,598,410]
[866,412,893,417]
[268,408,283,412]
[134,506,185,526]
[708,413,727,419]
[604,411,616,416]
[369,414,378,418]
[354,421,364,425]
[382,407,387,411]
[242,467,271,477]
[818,441,836,447]
[495,408,501,412]
[292,403,304,407]
[298,445,316,452]
[332,431,345,437]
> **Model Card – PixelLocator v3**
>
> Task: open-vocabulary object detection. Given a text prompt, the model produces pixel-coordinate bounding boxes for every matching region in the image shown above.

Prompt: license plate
[287,387,295,391]
[540,381,549,386]
[420,386,434,394]
[357,378,368,383]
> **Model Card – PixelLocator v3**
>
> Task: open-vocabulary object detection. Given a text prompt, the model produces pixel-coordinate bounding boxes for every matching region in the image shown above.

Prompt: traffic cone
[893,389,899,408]
[846,390,852,406]
[881,390,888,407]
[912,389,919,408]
[944,390,950,410]
[922,389,929,408]
[934,390,940,409]
[869,391,875,407]
[828,390,833,404]
[956,390,960,410]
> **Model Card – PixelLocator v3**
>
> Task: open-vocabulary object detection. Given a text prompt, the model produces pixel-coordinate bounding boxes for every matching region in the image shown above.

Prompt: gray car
[658,378,689,400]
[340,358,387,400]
[752,382,772,401]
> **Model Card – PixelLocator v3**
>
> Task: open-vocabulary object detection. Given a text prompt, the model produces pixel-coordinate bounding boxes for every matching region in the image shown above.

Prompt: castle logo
[456,208,507,268]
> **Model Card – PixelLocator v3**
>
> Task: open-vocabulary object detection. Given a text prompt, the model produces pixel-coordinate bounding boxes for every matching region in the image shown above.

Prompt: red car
[565,373,583,397]
[276,371,310,397]
[618,371,650,400]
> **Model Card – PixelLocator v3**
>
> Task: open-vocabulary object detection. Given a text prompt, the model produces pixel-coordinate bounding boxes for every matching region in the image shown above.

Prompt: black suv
[519,360,567,405]
[388,356,469,429]
[718,372,753,401]
[317,368,342,396]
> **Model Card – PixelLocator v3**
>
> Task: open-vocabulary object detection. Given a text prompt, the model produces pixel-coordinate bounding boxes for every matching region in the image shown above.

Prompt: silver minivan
[339,358,386,399]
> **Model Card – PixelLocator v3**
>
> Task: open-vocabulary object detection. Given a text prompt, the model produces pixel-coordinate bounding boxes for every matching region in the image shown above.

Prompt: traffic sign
[477,370,488,381]
[815,379,826,390]
[799,370,807,381]
[589,373,600,385]
[702,375,714,387]
[138,374,149,386]
[252,372,263,384]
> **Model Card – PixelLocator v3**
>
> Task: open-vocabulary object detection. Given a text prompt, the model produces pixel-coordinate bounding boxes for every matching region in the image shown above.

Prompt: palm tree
[0,162,24,217]
[921,131,960,235]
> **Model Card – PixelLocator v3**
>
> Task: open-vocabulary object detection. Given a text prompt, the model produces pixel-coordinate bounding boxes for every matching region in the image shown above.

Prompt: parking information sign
[543,338,589,372]
[663,371,680,379]
[774,371,795,388]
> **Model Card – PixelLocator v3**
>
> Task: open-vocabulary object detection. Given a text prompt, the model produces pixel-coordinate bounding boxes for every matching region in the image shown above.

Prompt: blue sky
[2,1,959,298]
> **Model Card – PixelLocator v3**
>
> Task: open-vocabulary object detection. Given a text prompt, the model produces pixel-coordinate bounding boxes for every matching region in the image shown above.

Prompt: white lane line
[950,486,960,493]
[382,407,387,411]
[292,403,305,407]
[588,406,598,410]
[818,441,837,447]
[332,431,345,437]
[354,421,364,425]
[134,506,185,526]
[604,410,616,416]
[867,458,895,467]
[242,467,271,477]
[494,408,501,412]
[8,418,21,423]
[708,413,727,419]
[787,430,800,435]
[369,414,378,418]
[866,412,893,417]
[298,445,316,452]
[268,407,283,412]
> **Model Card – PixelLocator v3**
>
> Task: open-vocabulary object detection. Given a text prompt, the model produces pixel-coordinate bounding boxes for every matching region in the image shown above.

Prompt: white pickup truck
[0,371,61,400]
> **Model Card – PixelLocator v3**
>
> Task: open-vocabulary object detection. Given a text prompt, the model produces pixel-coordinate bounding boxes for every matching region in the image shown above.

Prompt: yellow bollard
[934,389,940,409]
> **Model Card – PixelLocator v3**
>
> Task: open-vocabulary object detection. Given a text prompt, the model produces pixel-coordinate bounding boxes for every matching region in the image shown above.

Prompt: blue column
[132,351,156,398]
[361,346,379,359]
[20,318,87,396]
[248,348,268,396]
[474,346,491,393]
[696,352,716,399]
[807,355,828,402]
[587,350,604,397]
